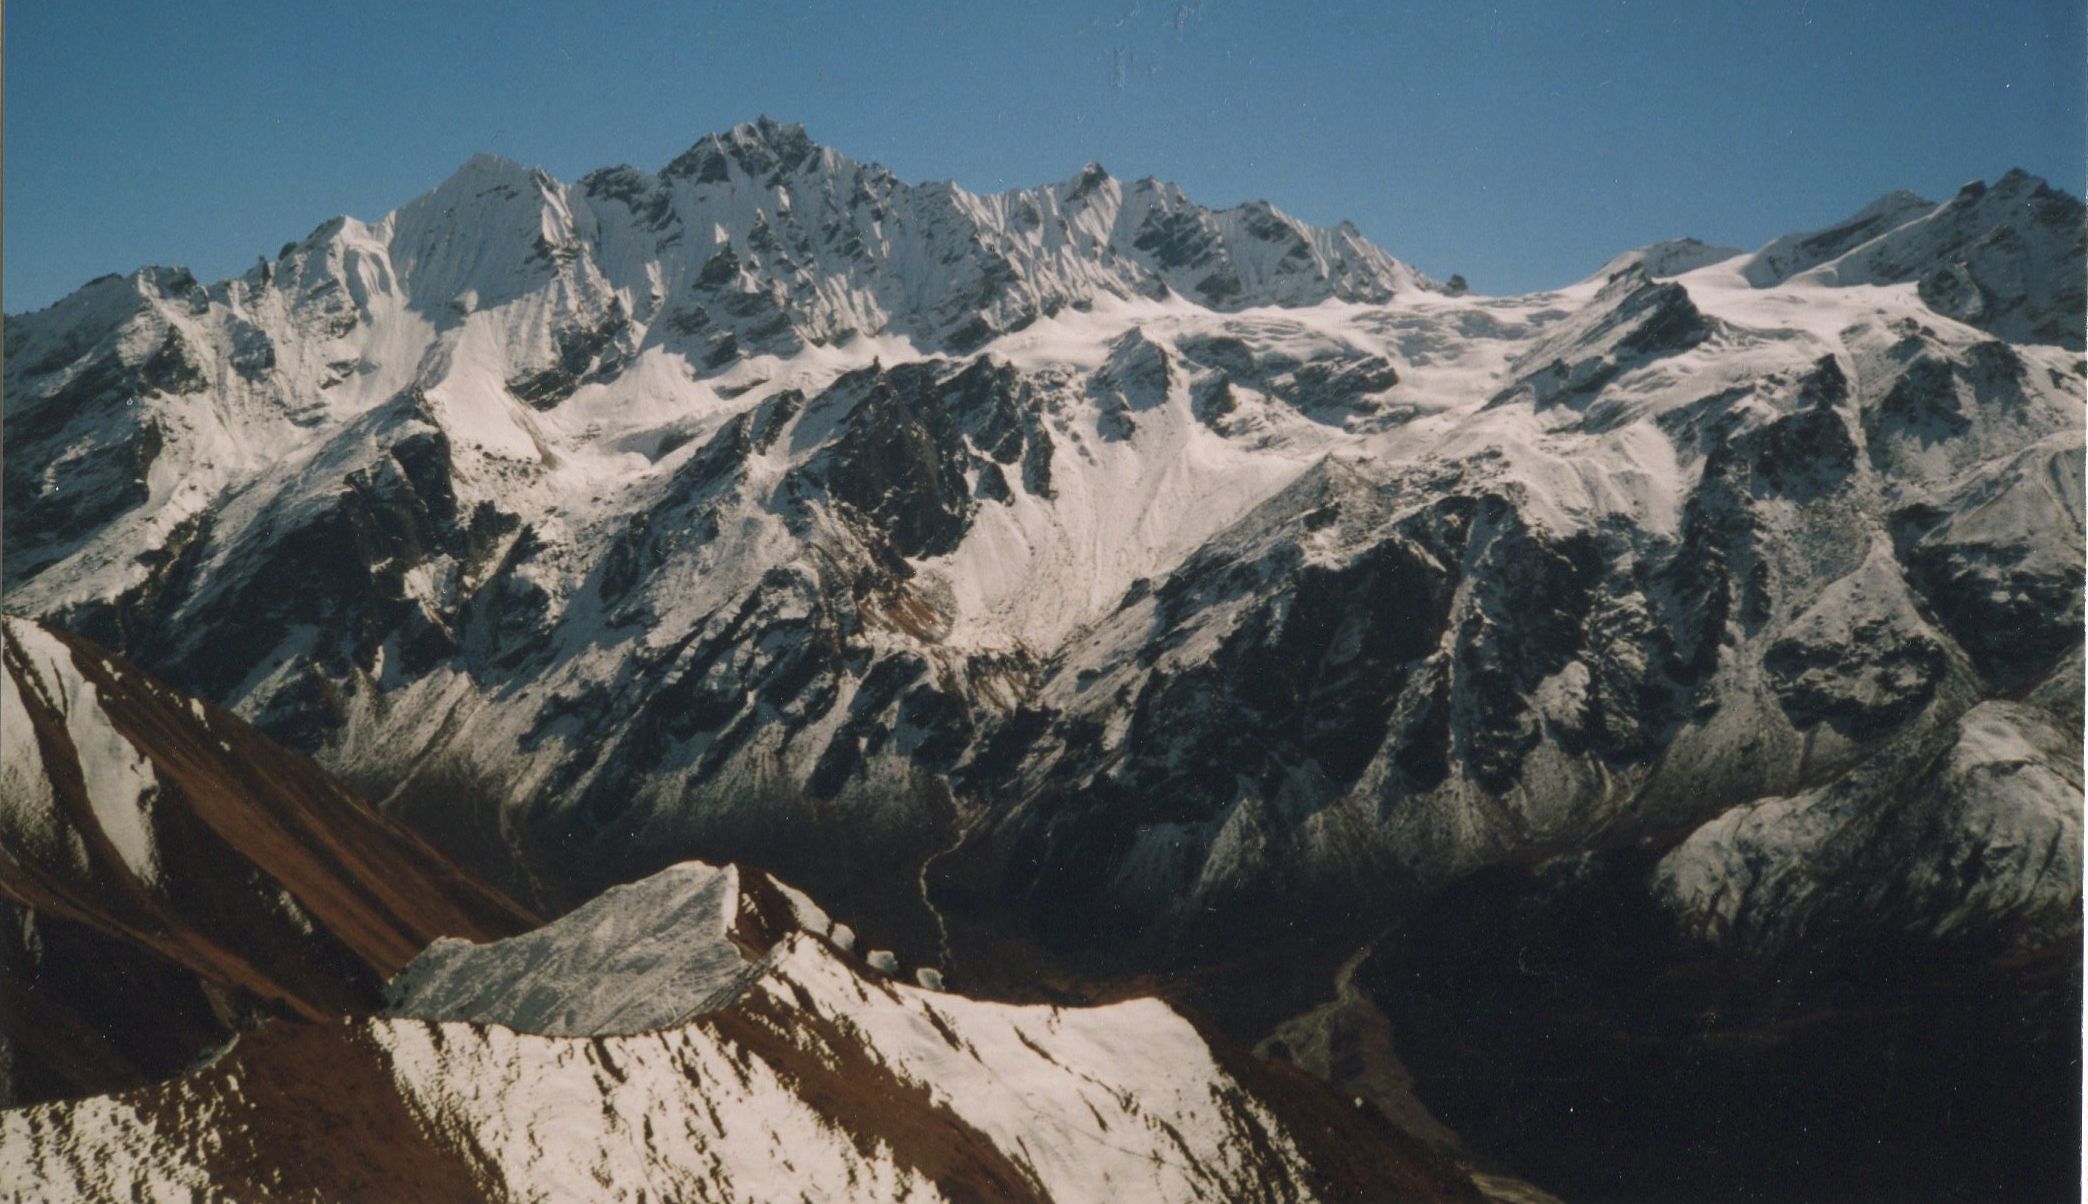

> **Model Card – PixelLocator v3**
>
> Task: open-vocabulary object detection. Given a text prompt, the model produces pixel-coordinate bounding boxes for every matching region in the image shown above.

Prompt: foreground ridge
[0,622,1490,1201]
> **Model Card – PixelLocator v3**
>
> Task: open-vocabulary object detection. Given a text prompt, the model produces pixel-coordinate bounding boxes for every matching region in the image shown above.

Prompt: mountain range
[4,119,2081,1200]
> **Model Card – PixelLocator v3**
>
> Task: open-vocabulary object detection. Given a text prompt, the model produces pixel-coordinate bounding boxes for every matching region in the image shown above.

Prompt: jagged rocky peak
[662,114,828,185]
[1735,169,2085,349]
[7,118,1436,392]
[1067,159,1112,198]
[1597,236,1745,279]
[1741,188,1937,287]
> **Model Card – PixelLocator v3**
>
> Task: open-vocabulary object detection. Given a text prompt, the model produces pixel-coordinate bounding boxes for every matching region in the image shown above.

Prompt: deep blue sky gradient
[7,0,2083,310]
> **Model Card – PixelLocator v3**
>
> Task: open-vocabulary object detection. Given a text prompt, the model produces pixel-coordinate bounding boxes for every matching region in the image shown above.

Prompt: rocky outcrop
[1489,266,1716,410]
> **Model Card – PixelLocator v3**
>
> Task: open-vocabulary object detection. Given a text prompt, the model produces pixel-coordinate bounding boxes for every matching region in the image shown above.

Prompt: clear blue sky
[6,1,2082,310]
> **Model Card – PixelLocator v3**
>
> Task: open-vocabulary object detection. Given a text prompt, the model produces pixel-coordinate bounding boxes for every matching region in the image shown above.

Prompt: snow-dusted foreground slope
[0,618,1486,1200]
[3,857,1483,1203]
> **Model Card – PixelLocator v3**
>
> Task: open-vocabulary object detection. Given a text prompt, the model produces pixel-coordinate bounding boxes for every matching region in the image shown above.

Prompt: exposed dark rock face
[817,366,980,557]
[1907,541,2082,690]
[3,329,179,579]
[580,164,677,231]
[775,358,1058,562]
[506,301,634,408]
[24,399,532,800]
[1090,329,1175,439]
[138,328,210,395]
[1174,332,1401,425]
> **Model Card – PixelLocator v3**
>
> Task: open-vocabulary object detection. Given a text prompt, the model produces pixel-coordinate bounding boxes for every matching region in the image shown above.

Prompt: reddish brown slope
[1,616,536,1104]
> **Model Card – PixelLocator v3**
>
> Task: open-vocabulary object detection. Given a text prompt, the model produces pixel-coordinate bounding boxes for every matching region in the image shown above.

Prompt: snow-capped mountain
[4,120,2081,1197]
[1743,171,2084,350]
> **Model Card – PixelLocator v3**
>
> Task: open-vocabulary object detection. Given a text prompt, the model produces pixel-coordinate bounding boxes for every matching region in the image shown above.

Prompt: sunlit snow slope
[4,854,1482,1203]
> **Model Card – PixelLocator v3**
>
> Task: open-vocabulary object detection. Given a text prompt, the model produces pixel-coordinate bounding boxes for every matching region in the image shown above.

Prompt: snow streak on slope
[4,620,162,884]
